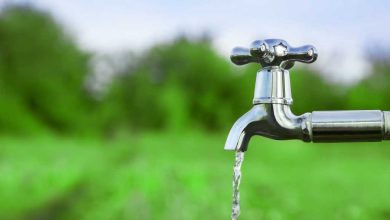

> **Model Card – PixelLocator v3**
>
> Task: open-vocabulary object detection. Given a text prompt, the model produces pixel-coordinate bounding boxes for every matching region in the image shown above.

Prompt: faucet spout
[224,104,310,151]
[224,105,264,151]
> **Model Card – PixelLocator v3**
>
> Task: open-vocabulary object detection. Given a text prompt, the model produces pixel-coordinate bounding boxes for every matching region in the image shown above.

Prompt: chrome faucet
[225,39,390,151]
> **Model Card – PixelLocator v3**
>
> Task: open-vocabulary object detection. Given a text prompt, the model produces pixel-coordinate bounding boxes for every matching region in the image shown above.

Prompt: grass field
[1,132,390,220]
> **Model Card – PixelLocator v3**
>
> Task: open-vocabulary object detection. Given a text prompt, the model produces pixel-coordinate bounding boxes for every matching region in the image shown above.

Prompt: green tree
[290,68,345,114]
[105,37,256,132]
[346,60,390,110]
[0,5,92,134]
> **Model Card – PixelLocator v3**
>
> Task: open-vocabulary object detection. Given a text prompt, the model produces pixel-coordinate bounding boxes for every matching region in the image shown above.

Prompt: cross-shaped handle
[230,39,318,69]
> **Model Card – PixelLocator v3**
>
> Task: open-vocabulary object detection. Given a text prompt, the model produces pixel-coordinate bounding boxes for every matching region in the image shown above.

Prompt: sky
[3,0,390,84]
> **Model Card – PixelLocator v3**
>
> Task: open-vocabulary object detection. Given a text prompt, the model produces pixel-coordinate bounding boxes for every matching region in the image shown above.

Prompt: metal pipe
[310,110,387,142]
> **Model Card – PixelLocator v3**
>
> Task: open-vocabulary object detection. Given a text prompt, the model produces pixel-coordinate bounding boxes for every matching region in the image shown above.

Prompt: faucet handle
[230,39,318,69]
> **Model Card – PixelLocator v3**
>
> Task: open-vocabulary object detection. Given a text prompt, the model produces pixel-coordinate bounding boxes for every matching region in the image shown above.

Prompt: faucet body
[225,46,390,151]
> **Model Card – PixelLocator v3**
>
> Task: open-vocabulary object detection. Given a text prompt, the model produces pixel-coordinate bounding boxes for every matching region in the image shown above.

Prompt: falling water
[232,151,244,220]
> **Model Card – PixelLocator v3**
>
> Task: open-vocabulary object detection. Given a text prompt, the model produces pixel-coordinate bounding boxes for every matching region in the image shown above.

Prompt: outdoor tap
[225,39,390,152]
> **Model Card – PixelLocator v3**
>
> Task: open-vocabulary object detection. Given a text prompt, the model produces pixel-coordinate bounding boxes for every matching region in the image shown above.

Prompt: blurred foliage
[105,38,255,132]
[0,5,390,135]
[346,61,390,110]
[0,5,95,135]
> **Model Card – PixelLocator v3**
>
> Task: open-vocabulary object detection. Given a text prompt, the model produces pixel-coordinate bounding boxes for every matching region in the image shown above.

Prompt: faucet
[225,39,390,152]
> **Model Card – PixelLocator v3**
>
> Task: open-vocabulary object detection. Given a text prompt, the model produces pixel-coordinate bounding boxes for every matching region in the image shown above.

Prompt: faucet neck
[253,68,292,105]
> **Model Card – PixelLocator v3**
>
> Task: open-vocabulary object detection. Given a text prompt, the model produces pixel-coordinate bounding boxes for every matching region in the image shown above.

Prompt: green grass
[1,132,390,219]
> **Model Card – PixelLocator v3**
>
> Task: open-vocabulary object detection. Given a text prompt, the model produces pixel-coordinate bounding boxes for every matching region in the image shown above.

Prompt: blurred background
[2,0,390,219]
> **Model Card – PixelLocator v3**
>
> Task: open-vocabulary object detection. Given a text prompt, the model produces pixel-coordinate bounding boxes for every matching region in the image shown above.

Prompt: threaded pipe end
[383,111,390,140]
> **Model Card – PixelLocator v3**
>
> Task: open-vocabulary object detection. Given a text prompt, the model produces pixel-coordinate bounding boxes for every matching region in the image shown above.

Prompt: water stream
[232,151,245,220]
